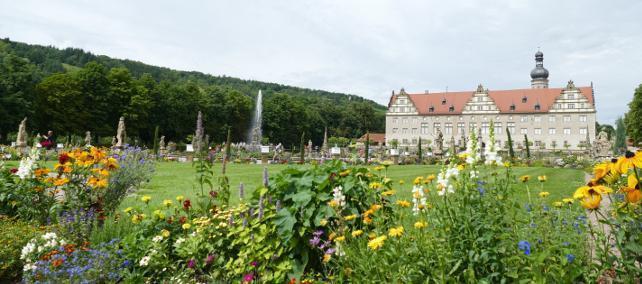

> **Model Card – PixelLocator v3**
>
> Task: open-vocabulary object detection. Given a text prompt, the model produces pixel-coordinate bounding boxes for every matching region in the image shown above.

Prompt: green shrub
[0,218,46,281]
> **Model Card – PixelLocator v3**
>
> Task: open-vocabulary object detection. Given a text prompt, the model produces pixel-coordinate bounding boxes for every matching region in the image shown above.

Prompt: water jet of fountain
[247,90,263,148]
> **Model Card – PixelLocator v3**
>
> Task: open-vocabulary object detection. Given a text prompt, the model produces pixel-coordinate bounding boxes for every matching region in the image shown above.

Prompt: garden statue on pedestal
[193,111,204,153]
[593,131,613,157]
[434,129,444,156]
[322,127,328,158]
[159,136,167,155]
[16,117,28,154]
[114,116,126,150]
[84,131,92,147]
[450,136,456,155]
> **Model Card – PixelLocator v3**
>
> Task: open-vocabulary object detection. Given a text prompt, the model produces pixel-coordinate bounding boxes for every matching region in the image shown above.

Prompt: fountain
[247,90,264,152]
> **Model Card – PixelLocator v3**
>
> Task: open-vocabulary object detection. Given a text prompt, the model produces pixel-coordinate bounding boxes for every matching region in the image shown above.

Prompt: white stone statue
[84,131,92,146]
[16,117,27,148]
[115,116,126,148]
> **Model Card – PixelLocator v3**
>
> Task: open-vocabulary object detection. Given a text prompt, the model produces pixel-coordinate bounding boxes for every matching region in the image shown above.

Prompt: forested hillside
[0,38,385,147]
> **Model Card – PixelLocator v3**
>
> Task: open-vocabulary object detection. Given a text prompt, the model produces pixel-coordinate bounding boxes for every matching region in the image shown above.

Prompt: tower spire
[530,49,549,89]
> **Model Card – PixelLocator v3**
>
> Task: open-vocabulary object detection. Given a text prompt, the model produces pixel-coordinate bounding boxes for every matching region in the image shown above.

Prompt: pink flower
[243,273,254,282]
[187,259,196,269]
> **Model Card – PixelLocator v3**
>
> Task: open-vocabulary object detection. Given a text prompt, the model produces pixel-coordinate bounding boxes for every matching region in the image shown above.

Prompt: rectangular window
[568,94,575,99]
[563,128,571,135]
[549,128,556,135]
[481,122,489,134]
[421,123,428,134]
[457,122,465,134]
[520,116,528,122]
[579,115,587,122]
[413,117,418,123]
[392,128,398,134]
[534,116,541,122]
[549,116,556,122]
[568,104,575,109]
[402,139,409,145]
[494,122,502,134]
[433,123,441,134]
[534,128,542,135]
[412,138,417,144]
[563,115,571,122]
[393,117,398,124]
[469,122,477,133]
[412,128,418,134]
[535,140,541,147]
[402,128,408,134]
[507,122,515,134]
[520,128,528,134]
[402,118,408,124]
[579,128,587,135]
[445,123,453,134]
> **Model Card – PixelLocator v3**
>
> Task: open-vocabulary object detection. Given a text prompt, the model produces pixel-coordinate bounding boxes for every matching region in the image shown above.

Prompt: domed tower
[530,50,549,89]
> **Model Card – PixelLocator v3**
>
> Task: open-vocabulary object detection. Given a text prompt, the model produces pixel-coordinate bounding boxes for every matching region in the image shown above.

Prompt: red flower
[209,191,218,199]
[10,168,18,174]
[183,199,191,210]
[179,216,187,224]
[58,153,70,165]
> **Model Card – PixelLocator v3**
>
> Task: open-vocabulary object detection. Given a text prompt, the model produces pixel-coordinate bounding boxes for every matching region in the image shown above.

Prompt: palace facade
[385,51,597,151]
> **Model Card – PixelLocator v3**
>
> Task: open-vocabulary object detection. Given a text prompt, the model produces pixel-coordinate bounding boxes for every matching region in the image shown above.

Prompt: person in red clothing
[40,130,55,150]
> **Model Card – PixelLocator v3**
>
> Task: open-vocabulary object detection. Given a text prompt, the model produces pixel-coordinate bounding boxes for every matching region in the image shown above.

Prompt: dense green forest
[0,38,385,147]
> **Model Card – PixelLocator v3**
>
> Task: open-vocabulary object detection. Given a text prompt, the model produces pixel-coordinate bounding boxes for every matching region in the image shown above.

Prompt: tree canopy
[0,38,385,147]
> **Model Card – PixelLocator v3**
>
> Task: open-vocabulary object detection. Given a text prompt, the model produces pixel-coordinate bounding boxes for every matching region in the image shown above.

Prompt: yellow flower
[328,200,339,207]
[425,175,436,183]
[519,175,530,183]
[373,166,384,171]
[153,209,165,220]
[363,216,373,224]
[382,190,396,197]
[328,232,337,240]
[141,195,152,204]
[539,191,550,198]
[537,175,547,182]
[367,235,387,250]
[580,188,602,210]
[163,199,173,207]
[322,254,331,263]
[388,226,404,238]
[123,207,133,214]
[339,169,351,177]
[334,236,346,242]
[182,223,191,230]
[369,182,382,190]
[503,162,511,168]
[396,200,411,208]
[553,201,563,207]
[574,185,612,199]
[176,195,185,202]
[615,151,642,174]
[593,162,609,181]
[414,221,427,229]
[344,214,357,221]
[351,230,363,237]
[413,176,423,185]
[621,174,642,204]
[399,179,405,185]
[161,229,171,238]
[103,157,119,170]
[34,168,50,177]
[319,219,328,226]
[562,198,574,205]
[457,164,465,171]
[131,214,145,224]
[53,177,70,186]
[382,160,393,167]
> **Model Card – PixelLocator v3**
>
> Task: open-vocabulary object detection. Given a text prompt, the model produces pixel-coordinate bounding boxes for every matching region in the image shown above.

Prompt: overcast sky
[1,0,640,124]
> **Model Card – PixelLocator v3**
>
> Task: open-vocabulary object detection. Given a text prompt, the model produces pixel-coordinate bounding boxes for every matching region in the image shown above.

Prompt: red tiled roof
[358,133,385,143]
[392,87,593,115]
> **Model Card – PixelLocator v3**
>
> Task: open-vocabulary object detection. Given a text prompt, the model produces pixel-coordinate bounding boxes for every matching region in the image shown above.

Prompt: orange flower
[52,259,64,267]
[53,177,70,186]
[34,168,50,177]
[102,157,119,170]
[622,174,642,204]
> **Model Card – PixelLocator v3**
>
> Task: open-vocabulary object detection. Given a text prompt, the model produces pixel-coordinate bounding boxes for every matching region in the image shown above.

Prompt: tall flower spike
[239,182,245,200]
[275,200,281,211]
[258,194,265,219]
[262,167,269,187]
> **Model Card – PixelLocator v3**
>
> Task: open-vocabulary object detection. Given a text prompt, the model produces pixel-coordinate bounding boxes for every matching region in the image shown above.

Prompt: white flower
[175,237,186,246]
[20,241,36,260]
[332,186,346,208]
[411,185,426,215]
[139,256,151,267]
[42,232,57,240]
[23,263,36,272]
[152,235,163,243]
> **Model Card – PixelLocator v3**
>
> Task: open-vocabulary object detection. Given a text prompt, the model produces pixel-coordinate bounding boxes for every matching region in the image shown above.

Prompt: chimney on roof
[425,90,429,94]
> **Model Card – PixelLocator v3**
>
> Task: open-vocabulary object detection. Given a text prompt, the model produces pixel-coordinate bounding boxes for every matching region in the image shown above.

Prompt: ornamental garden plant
[1,133,641,282]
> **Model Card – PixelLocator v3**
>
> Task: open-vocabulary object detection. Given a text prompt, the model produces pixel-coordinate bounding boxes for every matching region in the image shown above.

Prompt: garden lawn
[120,162,585,213]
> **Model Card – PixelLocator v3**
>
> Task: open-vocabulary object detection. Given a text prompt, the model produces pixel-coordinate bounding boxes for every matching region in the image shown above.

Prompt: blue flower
[518,240,531,255]
[566,253,575,263]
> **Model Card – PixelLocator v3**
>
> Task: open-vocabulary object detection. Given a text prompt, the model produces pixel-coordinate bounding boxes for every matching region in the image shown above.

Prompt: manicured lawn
[119,162,585,212]
[3,160,585,212]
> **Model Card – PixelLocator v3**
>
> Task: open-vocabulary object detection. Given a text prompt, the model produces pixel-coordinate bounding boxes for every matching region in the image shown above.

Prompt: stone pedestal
[330,147,341,160]
[390,148,399,165]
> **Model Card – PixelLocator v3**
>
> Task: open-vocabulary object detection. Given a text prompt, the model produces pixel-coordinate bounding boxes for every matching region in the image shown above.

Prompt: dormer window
[522,96,528,103]
[441,98,447,105]
[428,106,435,113]
[510,104,516,111]
[448,105,454,112]
[534,104,541,110]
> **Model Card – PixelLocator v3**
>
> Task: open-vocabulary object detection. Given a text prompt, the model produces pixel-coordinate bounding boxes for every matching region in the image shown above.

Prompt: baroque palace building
[385,51,597,151]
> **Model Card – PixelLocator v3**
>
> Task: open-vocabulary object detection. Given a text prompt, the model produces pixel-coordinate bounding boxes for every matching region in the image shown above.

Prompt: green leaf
[291,190,313,208]
[274,209,296,241]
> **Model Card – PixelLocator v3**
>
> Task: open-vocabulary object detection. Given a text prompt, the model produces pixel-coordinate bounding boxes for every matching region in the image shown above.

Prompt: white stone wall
[385,112,596,151]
